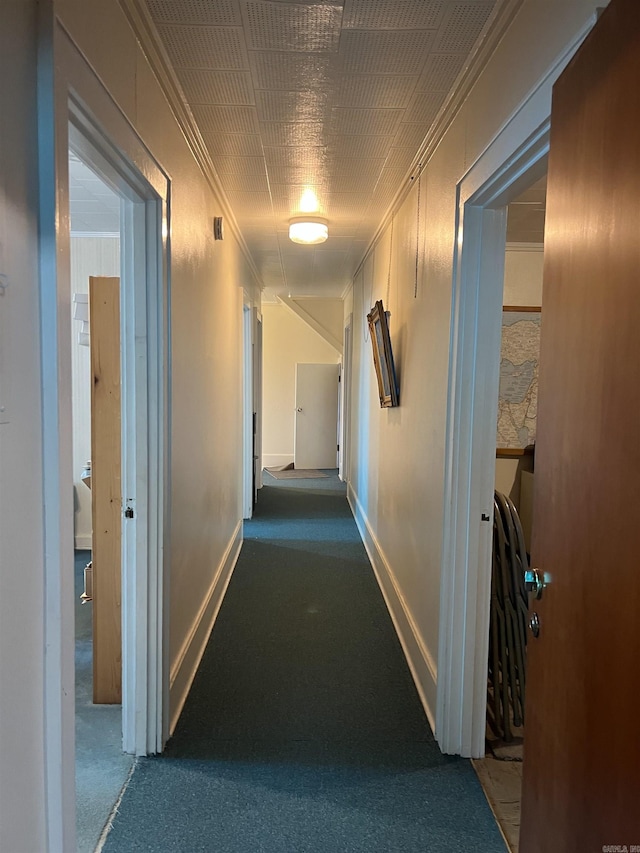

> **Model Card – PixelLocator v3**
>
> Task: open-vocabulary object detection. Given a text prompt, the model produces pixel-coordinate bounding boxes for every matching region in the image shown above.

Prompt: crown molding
[354,0,526,280]
[405,0,527,189]
[118,0,263,291]
[341,279,354,301]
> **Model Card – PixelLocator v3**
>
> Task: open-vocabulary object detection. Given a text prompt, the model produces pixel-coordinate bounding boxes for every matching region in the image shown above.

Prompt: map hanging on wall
[496,307,541,449]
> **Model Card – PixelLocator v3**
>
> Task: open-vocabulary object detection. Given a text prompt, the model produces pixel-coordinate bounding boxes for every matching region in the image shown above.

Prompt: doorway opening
[68,149,134,853]
[339,315,353,484]
[65,110,169,850]
[260,300,341,475]
[243,303,264,517]
[475,173,547,852]
[437,121,549,764]
[243,304,254,519]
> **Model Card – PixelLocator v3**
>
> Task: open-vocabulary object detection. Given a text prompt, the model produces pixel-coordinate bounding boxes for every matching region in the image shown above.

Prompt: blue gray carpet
[103,473,504,852]
[74,550,134,853]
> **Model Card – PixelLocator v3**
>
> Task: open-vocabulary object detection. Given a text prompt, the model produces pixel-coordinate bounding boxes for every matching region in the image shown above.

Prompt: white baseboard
[75,535,92,550]
[263,453,293,468]
[347,483,438,733]
[168,521,243,735]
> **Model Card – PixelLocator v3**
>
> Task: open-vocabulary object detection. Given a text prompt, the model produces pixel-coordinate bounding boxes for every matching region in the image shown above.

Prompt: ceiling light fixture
[289,216,329,245]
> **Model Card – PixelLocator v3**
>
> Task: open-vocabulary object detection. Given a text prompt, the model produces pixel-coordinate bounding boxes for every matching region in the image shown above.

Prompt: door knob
[524,567,545,600]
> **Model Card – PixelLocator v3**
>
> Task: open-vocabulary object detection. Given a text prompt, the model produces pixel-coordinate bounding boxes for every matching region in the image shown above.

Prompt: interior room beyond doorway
[474,173,547,853]
[69,148,134,853]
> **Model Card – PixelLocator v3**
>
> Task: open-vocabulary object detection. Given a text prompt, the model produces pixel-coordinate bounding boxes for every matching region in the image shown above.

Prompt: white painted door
[294,363,339,469]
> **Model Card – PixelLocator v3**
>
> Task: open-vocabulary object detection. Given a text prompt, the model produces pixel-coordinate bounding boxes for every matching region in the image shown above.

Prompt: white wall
[291,297,344,344]
[346,0,600,737]
[1,0,261,848]
[503,243,544,307]
[55,0,263,720]
[0,0,603,847]
[70,235,120,548]
[262,302,341,467]
[0,4,47,850]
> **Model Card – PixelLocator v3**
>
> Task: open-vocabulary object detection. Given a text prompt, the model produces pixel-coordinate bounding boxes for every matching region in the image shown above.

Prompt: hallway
[102,474,504,852]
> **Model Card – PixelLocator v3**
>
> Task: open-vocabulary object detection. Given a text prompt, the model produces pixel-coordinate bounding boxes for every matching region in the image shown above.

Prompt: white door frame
[68,103,169,757]
[39,78,170,846]
[336,362,342,471]
[436,14,596,759]
[252,308,263,495]
[339,314,353,482]
[437,125,548,759]
[242,303,253,519]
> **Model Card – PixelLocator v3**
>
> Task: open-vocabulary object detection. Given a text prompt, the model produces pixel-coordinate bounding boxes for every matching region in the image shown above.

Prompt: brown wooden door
[90,276,122,704]
[520,1,640,849]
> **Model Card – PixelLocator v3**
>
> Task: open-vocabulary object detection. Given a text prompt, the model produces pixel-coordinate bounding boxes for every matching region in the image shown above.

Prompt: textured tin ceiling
[145,0,502,297]
[69,152,121,234]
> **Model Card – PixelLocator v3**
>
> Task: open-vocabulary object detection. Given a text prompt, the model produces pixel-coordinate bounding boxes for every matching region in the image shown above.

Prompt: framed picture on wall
[497,305,541,449]
[367,299,399,408]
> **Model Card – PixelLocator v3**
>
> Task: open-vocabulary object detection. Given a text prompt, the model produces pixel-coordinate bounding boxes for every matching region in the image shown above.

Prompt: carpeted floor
[264,468,328,479]
[264,463,328,479]
[75,550,134,853]
[102,473,505,852]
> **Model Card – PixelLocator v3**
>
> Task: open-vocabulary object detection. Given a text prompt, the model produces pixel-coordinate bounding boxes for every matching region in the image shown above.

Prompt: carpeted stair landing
[103,473,505,852]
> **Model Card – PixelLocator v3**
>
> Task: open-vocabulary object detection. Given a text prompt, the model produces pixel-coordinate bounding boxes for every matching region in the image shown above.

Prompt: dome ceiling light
[288,217,329,245]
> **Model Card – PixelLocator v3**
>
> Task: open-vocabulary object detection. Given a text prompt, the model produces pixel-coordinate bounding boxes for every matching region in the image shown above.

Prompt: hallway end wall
[262,302,341,469]
[346,0,600,745]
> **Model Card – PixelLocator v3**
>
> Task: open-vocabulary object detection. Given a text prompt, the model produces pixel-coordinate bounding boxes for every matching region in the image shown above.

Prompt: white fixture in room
[288,217,329,245]
[73,292,90,346]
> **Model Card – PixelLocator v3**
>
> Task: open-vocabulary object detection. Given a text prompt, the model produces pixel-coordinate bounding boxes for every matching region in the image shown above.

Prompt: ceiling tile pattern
[147,0,242,25]
[157,24,248,68]
[68,152,120,234]
[342,0,447,30]
[337,75,417,109]
[242,2,343,52]
[339,30,436,75]
[145,0,501,297]
[178,70,255,104]
[417,54,467,91]
[435,2,496,51]
[192,104,260,133]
